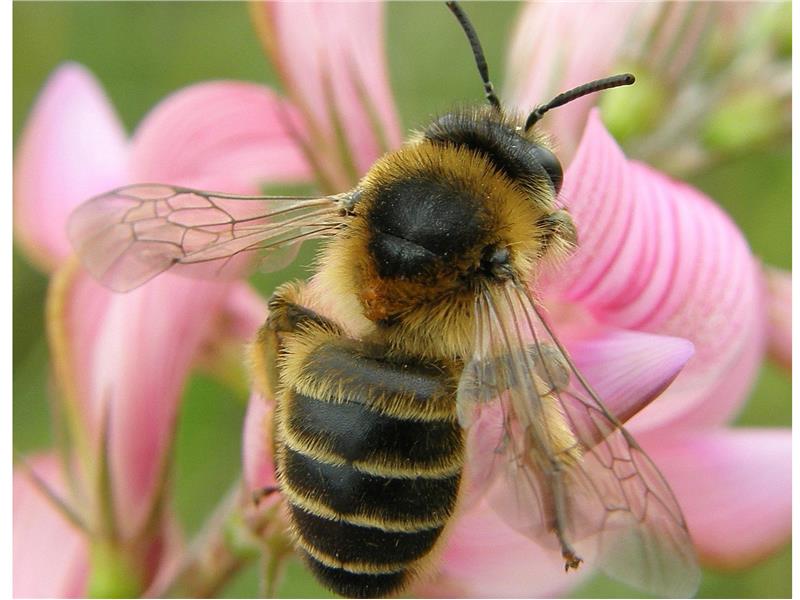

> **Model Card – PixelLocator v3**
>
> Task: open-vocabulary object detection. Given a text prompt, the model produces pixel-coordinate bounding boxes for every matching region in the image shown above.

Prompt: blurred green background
[13,2,790,598]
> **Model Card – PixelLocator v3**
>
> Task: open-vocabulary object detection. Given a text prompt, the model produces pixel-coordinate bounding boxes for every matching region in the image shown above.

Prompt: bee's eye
[480,245,512,279]
[483,246,509,266]
[531,145,563,194]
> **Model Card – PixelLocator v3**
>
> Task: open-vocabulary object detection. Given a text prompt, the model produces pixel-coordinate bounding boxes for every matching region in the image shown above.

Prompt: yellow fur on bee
[313,137,574,363]
[535,389,583,468]
[277,323,457,419]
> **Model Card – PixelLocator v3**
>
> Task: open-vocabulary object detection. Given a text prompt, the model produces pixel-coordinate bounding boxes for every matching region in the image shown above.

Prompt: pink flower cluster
[14,3,790,598]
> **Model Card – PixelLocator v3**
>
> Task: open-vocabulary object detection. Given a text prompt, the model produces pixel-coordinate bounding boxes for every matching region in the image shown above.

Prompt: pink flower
[763,267,791,371]
[506,2,791,174]
[239,4,790,597]
[13,455,88,598]
[248,0,401,194]
[13,63,301,595]
[15,2,789,597]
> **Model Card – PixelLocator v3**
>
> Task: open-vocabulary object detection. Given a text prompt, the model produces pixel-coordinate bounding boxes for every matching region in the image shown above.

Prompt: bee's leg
[266,281,342,334]
[548,462,583,571]
[537,209,577,260]
[483,341,582,567]
[531,341,583,568]
[252,485,280,506]
[528,342,570,395]
[251,281,342,398]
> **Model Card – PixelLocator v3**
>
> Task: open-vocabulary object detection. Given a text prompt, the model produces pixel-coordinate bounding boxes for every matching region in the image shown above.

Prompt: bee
[68,2,700,598]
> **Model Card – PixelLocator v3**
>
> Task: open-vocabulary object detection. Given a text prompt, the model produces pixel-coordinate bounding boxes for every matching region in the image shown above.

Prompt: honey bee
[68,2,700,598]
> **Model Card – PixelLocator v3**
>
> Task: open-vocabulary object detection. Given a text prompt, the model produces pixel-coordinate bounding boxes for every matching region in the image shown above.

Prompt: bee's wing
[457,280,700,598]
[67,184,351,292]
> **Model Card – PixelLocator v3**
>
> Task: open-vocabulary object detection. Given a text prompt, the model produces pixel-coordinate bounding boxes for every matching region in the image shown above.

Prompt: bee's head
[314,142,573,356]
[423,108,564,196]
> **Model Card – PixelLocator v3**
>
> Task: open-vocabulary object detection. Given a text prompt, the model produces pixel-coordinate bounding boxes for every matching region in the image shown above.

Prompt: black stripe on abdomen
[291,504,443,566]
[302,550,406,599]
[277,339,462,597]
[283,446,459,525]
[286,390,462,473]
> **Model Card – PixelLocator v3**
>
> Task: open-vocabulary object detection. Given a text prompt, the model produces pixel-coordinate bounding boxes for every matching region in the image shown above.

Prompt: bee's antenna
[524,73,635,131]
[446,1,501,111]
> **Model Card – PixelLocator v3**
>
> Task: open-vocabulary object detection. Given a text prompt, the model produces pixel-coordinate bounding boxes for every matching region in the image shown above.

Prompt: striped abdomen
[275,333,462,598]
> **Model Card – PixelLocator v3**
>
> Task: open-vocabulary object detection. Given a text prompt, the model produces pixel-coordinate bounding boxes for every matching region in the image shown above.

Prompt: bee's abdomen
[276,339,462,598]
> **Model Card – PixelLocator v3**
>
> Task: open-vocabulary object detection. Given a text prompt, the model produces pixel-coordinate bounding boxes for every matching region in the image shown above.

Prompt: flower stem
[260,529,294,598]
[89,541,147,598]
[146,479,287,598]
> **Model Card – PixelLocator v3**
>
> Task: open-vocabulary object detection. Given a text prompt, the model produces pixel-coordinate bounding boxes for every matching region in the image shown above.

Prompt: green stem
[146,486,243,598]
[261,532,293,598]
[145,480,288,598]
[88,541,147,598]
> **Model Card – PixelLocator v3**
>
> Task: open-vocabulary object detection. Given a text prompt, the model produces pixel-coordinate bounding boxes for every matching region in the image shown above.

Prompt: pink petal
[568,328,694,430]
[253,2,402,187]
[763,266,791,371]
[504,3,660,158]
[218,283,268,342]
[242,392,277,492]
[671,322,765,430]
[129,82,311,193]
[191,283,266,391]
[50,264,114,417]
[13,454,89,598]
[415,497,590,598]
[103,277,231,539]
[542,112,765,429]
[14,63,128,270]
[504,4,740,161]
[52,266,231,539]
[641,428,791,568]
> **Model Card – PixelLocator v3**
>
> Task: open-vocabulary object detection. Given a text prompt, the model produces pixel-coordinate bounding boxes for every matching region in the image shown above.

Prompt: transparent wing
[457,280,700,598]
[67,184,351,292]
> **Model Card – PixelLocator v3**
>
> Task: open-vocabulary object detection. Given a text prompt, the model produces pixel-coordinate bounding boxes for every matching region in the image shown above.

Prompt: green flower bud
[771,2,791,58]
[702,90,785,153]
[600,66,668,142]
[88,542,145,599]
[750,2,791,58]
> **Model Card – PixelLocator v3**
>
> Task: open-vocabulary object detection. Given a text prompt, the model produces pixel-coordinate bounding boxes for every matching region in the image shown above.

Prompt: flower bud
[702,90,784,153]
[87,542,145,599]
[600,66,668,143]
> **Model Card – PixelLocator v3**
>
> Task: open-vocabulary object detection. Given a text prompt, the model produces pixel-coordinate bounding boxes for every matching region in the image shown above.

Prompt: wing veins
[459,281,700,596]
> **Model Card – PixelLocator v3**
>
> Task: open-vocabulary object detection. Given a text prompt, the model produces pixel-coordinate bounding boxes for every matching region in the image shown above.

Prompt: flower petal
[567,328,694,429]
[416,497,590,598]
[504,3,741,162]
[105,278,232,538]
[129,82,311,193]
[252,1,402,188]
[641,428,791,569]
[14,63,128,270]
[48,263,232,539]
[222,283,268,342]
[192,283,267,394]
[763,266,791,371]
[242,392,277,492]
[504,2,661,157]
[13,454,89,598]
[542,112,764,429]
